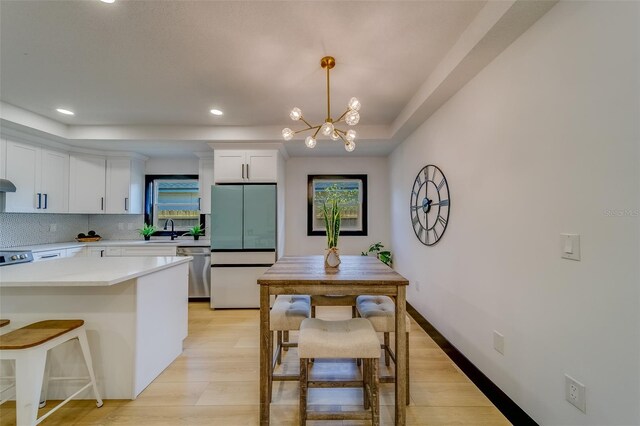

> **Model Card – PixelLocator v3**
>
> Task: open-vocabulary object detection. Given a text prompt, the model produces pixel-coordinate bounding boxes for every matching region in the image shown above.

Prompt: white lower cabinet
[66,247,87,257]
[33,250,66,262]
[87,247,107,258]
[104,245,177,257]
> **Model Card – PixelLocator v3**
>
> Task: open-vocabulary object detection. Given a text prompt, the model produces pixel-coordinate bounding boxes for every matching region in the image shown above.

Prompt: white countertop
[0,256,192,287]
[5,239,211,252]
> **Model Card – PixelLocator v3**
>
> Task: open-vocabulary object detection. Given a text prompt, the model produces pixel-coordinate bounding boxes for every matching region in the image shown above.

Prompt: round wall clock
[410,165,450,246]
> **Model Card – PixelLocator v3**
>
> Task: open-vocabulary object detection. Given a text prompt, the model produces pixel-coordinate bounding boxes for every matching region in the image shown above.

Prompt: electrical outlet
[565,374,586,413]
[493,330,504,355]
[49,224,57,232]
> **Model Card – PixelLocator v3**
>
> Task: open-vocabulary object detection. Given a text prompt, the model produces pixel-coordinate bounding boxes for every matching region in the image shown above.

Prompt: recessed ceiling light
[56,108,75,116]
[100,0,115,3]
[210,109,223,116]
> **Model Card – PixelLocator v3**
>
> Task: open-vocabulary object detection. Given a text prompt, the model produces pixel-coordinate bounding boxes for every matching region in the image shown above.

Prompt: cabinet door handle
[100,250,105,257]
[44,193,48,210]
[36,193,42,209]
[246,164,249,180]
[101,197,104,211]
[198,197,201,210]
[40,254,59,259]
[242,163,245,179]
[125,197,129,212]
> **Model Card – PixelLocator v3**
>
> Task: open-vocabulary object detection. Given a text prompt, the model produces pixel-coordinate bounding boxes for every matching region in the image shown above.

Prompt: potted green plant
[322,199,342,269]
[138,223,156,241]
[361,242,392,267]
[187,224,204,240]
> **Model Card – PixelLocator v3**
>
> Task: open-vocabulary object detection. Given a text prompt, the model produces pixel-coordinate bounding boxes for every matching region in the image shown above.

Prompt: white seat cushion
[356,295,411,332]
[270,295,311,331]
[298,318,380,359]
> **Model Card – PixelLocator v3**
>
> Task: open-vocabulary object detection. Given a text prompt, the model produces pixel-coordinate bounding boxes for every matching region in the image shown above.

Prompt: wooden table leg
[395,286,407,425]
[260,286,271,425]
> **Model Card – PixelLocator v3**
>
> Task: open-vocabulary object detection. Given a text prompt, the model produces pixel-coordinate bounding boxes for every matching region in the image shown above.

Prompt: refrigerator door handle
[246,164,249,180]
[242,163,245,179]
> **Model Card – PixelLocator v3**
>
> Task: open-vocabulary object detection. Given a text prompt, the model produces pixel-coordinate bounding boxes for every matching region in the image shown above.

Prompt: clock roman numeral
[437,215,447,227]
[433,227,440,241]
[412,215,420,227]
[432,167,438,181]
[437,178,446,191]
[418,227,424,241]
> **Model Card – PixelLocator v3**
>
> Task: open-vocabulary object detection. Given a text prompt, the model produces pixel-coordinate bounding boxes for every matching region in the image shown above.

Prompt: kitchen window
[144,175,205,234]
[307,174,368,236]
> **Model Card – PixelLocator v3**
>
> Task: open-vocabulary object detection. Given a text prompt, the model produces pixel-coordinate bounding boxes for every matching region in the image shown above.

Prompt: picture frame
[307,174,368,236]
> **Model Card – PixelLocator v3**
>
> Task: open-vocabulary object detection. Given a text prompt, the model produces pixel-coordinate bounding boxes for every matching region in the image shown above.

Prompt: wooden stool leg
[77,330,103,407]
[276,331,283,365]
[363,359,370,410]
[269,331,274,402]
[384,333,391,366]
[351,306,357,318]
[15,350,47,426]
[311,305,316,318]
[283,331,289,352]
[299,358,308,426]
[371,358,380,426]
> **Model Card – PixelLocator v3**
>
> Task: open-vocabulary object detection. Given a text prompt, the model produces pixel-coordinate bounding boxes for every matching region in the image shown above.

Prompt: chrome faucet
[163,218,177,240]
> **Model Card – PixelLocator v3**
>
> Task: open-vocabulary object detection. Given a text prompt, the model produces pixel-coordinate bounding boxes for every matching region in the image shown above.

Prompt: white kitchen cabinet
[66,247,87,257]
[198,155,215,214]
[214,150,277,183]
[69,154,106,214]
[33,249,66,262]
[120,245,177,256]
[106,157,144,214]
[87,246,107,258]
[5,141,69,213]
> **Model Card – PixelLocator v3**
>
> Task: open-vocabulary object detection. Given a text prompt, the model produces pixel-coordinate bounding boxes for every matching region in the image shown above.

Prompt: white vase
[324,247,341,269]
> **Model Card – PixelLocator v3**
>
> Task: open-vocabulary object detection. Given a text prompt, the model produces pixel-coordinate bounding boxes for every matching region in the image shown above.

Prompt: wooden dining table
[257,255,410,425]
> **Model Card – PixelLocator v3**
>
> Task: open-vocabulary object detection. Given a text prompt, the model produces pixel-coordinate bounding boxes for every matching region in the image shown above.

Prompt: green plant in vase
[138,223,156,241]
[322,199,342,268]
[187,224,204,240]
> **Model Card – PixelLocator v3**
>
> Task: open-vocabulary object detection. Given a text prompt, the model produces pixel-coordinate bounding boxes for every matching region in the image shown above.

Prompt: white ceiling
[0,1,556,157]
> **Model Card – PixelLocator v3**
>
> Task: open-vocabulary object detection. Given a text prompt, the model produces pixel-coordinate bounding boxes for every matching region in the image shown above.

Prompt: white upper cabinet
[214,150,277,183]
[106,157,144,214]
[5,140,69,213]
[198,155,215,214]
[69,154,106,214]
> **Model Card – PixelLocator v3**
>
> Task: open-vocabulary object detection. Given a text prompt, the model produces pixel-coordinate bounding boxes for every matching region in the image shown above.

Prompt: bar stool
[0,320,103,426]
[270,295,311,399]
[298,318,381,425]
[356,295,411,403]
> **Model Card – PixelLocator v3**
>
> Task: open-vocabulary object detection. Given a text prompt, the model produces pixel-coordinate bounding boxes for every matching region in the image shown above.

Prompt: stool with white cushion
[269,295,311,400]
[356,295,411,403]
[298,318,381,425]
[0,320,103,426]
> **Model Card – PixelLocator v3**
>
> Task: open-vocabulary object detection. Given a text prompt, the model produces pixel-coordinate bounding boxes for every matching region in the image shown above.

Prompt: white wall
[145,157,199,174]
[389,2,639,425]
[285,156,390,256]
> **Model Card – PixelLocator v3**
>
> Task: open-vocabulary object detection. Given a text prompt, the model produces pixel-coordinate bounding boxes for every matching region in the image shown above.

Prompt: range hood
[0,179,17,193]
[0,179,16,213]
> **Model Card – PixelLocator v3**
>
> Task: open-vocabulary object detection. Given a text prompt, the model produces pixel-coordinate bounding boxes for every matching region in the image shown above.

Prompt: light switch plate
[561,234,580,261]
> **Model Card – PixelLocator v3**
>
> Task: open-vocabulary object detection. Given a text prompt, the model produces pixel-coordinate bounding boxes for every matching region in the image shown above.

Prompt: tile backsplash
[0,213,88,248]
[88,214,144,240]
[0,213,145,248]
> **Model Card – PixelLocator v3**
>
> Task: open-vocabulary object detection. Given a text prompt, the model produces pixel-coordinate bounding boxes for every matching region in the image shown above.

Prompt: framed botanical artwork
[307,174,368,236]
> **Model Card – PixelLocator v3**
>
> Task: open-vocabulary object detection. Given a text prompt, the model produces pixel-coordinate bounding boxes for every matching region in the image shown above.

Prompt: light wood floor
[0,302,510,425]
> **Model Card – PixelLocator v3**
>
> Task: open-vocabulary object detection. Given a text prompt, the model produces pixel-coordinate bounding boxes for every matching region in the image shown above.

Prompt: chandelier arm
[334,128,347,135]
[312,126,321,139]
[337,132,348,145]
[294,125,321,135]
[335,109,350,123]
[300,117,313,128]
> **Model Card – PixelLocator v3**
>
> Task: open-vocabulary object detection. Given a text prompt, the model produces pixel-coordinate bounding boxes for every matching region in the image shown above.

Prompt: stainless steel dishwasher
[177,246,211,299]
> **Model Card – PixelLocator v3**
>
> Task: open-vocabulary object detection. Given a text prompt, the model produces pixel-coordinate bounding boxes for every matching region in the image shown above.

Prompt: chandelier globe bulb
[290,107,302,121]
[282,128,295,141]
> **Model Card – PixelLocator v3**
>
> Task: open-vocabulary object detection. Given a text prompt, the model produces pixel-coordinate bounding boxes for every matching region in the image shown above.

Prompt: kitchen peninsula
[0,256,192,399]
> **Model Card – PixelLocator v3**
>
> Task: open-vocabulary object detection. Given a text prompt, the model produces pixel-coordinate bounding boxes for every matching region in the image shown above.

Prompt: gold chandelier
[282,56,360,152]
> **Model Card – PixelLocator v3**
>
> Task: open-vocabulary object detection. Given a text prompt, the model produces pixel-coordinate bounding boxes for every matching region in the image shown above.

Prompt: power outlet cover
[565,374,586,413]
